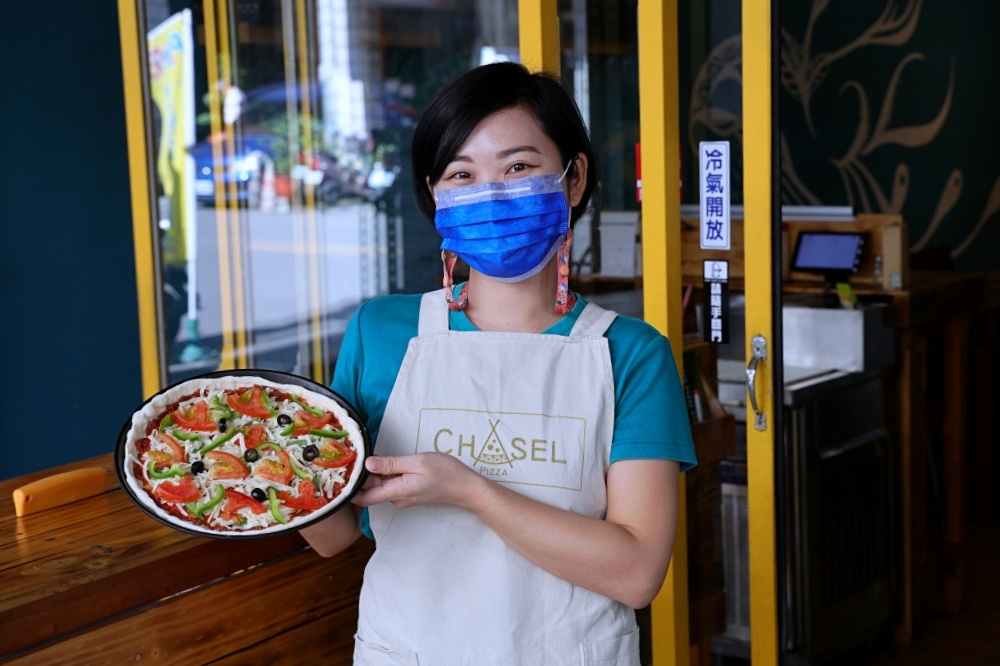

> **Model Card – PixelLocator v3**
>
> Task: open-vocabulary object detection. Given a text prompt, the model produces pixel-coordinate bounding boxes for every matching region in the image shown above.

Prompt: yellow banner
[148,10,194,267]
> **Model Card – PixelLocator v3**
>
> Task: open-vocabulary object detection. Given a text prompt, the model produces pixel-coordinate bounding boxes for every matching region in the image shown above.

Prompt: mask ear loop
[557,157,576,183]
[554,157,579,315]
[555,229,576,315]
[442,250,468,310]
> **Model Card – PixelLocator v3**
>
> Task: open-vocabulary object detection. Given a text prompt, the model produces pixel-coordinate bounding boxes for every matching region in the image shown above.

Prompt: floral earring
[442,250,468,310]
[555,230,576,315]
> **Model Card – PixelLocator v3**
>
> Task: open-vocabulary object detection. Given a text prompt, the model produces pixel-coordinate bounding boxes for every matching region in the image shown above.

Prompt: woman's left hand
[352,453,480,509]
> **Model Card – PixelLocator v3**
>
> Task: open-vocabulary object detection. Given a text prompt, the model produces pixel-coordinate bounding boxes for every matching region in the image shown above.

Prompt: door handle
[745,334,768,431]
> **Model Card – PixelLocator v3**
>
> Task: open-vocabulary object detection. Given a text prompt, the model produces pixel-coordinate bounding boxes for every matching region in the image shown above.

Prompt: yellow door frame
[117,0,250,386]
[743,0,780,663]
[117,0,164,398]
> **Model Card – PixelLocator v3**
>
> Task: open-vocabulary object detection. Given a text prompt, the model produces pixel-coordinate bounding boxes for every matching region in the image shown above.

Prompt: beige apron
[354,289,639,665]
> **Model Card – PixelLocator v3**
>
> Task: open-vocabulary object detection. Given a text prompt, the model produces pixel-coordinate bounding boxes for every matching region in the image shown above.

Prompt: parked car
[190,130,277,208]
[189,130,346,208]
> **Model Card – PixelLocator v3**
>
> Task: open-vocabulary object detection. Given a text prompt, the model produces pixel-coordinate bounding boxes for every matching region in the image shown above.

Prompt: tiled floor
[852,524,1000,665]
[709,525,1000,666]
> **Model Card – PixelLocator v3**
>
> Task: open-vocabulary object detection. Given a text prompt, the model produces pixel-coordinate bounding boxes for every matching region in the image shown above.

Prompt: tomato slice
[152,476,202,503]
[157,432,187,464]
[277,479,329,511]
[291,409,334,436]
[147,432,186,469]
[226,387,273,419]
[254,447,294,485]
[314,440,357,469]
[221,488,266,518]
[205,450,249,480]
[147,450,174,467]
[241,423,268,449]
[171,400,217,432]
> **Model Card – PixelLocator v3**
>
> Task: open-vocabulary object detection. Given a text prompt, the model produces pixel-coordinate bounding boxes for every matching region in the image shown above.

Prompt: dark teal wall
[682,1,1000,272]
[778,1,1000,272]
[1,3,143,479]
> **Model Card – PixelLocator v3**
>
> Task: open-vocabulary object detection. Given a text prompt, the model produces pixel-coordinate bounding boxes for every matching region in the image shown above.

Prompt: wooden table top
[0,453,309,658]
[784,270,986,328]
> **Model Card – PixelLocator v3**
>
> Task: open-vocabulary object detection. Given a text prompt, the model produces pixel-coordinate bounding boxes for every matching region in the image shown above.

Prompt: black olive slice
[244,448,260,463]
[251,488,267,503]
[277,414,292,427]
[303,445,319,462]
[191,460,206,475]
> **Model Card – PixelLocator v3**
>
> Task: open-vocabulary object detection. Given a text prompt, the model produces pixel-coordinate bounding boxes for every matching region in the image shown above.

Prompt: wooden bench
[0,453,373,663]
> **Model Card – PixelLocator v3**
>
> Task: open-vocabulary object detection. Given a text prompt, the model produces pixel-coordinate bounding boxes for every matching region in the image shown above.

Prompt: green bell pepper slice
[290,393,325,417]
[187,484,225,520]
[198,428,237,455]
[261,390,276,417]
[172,429,201,442]
[209,395,235,420]
[309,428,348,439]
[148,460,185,480]
[267,487,288,525]
[289,456,308,479]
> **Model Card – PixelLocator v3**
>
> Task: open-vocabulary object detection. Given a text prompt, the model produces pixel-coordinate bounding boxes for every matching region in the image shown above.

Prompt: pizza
[120,374,368,536]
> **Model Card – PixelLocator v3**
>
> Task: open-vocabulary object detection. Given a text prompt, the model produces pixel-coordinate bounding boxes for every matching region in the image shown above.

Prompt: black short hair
[411,61,599,226]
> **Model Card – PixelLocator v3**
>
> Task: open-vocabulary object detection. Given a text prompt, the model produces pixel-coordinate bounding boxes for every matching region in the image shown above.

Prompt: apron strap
[570,302,618,337]
[419,289,617,338]
[418,288,451,335]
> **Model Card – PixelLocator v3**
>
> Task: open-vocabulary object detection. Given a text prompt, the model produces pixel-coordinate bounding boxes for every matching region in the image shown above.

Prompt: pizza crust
[122,375,367,536]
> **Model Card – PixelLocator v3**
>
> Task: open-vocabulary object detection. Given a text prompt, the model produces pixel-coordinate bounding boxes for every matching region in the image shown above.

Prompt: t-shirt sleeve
[607,319,697,472]
[329,307,372,538]
[331,305,366,423]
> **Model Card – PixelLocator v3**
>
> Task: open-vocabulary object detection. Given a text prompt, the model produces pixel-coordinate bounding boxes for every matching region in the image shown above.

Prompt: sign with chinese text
[699,141,731,250]
[703,260,730,344]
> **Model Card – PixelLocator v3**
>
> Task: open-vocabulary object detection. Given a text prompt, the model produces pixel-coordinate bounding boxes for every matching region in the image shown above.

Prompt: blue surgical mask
[434,163,573,282]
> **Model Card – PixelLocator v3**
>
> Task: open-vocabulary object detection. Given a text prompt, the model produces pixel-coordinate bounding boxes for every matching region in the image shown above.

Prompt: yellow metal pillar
[637,1,689,665]
[518,0,560,74]
[742,0,780,663]
[293,0,327,383]
[213,0,250,368]
[202,0,241,369]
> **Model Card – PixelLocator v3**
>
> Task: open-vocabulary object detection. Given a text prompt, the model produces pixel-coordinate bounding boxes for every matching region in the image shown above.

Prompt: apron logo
[474,419,514,467]
[417,409,586,490]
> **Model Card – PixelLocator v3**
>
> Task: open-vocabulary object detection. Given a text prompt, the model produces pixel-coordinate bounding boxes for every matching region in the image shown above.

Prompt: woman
[302,61,696,665]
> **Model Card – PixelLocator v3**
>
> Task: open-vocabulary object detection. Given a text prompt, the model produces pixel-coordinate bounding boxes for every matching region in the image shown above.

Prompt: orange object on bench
[12,467,106,517]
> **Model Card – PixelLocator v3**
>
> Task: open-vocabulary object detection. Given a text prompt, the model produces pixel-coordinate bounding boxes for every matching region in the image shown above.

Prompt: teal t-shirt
[332,289,697,538]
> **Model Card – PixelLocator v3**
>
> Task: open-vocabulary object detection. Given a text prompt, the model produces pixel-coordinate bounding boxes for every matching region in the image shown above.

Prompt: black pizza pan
[115,369,371,539]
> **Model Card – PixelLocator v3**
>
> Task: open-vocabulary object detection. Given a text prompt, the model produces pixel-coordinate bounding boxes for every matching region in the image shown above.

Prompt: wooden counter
[0,453,373,663]
[786,270,988,644]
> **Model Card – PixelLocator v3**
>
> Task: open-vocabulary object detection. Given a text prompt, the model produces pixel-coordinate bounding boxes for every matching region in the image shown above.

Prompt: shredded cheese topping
[123,376,366,536]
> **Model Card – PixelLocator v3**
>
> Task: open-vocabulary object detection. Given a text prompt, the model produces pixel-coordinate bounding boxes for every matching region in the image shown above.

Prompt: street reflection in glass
[142,0,519,385]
